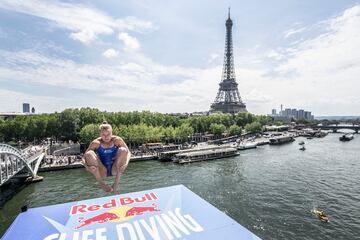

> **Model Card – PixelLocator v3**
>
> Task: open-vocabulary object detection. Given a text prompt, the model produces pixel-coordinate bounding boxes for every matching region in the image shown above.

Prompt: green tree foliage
[0,118,5,142]
[175,123,194,142]
[245,121,263,133]
[0,108,277,145]
[229,124,242,136]
[295,118,311,125]
[58,109,79,141]
[254,115,272,126]
[45,113,61,140]
[210,123,226,136]
[235,113,255,127]
[79,124,99,145]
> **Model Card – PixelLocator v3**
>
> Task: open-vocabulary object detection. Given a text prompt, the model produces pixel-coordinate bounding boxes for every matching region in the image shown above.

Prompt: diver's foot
[111,183,118,193]
[99,182,113,193]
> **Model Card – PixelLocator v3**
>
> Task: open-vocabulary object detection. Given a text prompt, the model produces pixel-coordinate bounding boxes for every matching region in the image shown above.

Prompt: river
[1,133,359,239]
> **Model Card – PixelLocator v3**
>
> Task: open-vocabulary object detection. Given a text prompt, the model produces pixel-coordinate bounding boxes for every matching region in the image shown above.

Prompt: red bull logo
[70,192,158,215]
[125,204,160,217]
[75,204,160,229]
[76,212,119,229]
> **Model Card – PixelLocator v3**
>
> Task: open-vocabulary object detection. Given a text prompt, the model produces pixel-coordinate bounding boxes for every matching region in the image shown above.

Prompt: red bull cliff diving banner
[2,185,261,240]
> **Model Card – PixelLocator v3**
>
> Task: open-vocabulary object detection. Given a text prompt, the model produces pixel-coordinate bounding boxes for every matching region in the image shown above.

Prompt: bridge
[311,124,360,133]
[0,144,47,186]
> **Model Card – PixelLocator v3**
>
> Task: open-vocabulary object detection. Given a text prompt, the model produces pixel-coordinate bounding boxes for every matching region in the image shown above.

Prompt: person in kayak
[83,121,131,193]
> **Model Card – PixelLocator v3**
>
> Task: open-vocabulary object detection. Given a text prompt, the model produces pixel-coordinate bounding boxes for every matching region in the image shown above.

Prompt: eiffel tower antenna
[210,9,247,115]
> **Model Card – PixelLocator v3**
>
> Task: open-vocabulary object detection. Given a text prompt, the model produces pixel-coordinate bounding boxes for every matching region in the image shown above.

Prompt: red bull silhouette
[76,212,119,229]
[125,204,160,217]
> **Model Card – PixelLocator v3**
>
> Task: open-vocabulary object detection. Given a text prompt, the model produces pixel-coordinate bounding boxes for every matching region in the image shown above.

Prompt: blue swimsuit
[96,143,119,176]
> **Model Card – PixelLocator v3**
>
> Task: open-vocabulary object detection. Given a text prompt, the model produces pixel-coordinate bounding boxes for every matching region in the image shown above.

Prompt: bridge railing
[0,151,25,186]
[0,144,48,186]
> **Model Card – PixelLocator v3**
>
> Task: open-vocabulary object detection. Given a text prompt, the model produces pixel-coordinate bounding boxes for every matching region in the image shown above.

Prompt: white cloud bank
[0,0,153,43]
[0,4,360,115]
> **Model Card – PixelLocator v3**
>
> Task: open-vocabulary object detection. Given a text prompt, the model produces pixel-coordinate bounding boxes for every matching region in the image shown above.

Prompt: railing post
[5,155,8,182]
[0,154,3,185]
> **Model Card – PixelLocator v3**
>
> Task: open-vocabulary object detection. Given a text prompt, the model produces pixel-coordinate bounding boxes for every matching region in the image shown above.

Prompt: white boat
[269,135,295,145]
[237,142,257,150]
[173,147,239,164]
[339,133,354,141]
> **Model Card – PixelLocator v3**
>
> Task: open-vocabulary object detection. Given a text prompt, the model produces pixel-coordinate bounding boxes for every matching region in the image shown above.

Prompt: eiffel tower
[210,9,247,114]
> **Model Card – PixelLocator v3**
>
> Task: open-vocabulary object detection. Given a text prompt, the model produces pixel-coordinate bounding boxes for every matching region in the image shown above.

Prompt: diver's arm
[114,136,131,161]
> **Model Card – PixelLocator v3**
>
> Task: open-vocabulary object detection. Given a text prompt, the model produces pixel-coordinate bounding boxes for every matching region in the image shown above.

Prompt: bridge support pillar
[332,129,337,133]
[25,175,44,183]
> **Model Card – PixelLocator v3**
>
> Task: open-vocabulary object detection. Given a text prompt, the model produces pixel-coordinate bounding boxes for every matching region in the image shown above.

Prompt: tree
[80,124,99,145]
[235,113,254,127]
[58,109,79,141]
[245,121,262,133]
[210,123,226,137]
[175,123,194,142]
[46,113,61,140]
[229,124,242,136]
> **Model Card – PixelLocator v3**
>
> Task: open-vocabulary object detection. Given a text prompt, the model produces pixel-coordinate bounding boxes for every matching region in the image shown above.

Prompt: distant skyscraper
[268,107,314,120]
[285,108,291,117]
[210,9,247,115]
[298,109,305,119]
[23,103,30,113]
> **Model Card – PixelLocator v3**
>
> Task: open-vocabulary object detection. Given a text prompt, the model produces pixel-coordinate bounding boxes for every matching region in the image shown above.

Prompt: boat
[339,133,354,141]
[299,146,306,151]
[237,142,257,150]
[269,135,295,145]
[315,131,328,138]
[159,145,223,162]
[311,209,329,222]
[173,147,239,164]
[298,141,305,145]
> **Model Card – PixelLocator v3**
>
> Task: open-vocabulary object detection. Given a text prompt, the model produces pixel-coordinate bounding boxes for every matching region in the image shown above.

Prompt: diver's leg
[83,150,112,192]
[111,147,130,192]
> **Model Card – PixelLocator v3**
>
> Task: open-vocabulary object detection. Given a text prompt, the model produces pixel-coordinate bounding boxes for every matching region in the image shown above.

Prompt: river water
[1,133,359,239]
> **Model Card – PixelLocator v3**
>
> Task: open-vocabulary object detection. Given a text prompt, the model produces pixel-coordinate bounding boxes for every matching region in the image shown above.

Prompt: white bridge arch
[0,143,47,186]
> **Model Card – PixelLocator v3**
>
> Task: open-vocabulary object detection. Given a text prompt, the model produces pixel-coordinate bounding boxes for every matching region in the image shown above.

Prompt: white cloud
[1,4,360,115]
[283,27,306,38]
[0,89,69,113]
[266,50,284,61]
[272,5,360,115]
[208,53,220,63]
[118,32,140,51]
[103,48,119,58]
[0,0,153,43]
[0,49,214,112]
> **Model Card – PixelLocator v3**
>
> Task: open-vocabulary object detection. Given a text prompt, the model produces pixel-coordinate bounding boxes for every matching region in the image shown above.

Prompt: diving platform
[2,185,261,240]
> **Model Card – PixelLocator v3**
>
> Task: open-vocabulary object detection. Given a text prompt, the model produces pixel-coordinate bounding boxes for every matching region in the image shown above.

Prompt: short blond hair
[99,121,112,132]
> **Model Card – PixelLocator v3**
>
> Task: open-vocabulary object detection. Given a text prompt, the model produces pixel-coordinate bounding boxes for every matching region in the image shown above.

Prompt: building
[210,9,247,115]
[284,108,292,118]
[269,107,314,120]
[298,109,304,119]
[23,103,30,113]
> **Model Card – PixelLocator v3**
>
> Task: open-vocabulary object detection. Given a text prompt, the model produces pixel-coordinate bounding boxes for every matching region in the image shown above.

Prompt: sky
[0,0,359,116]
